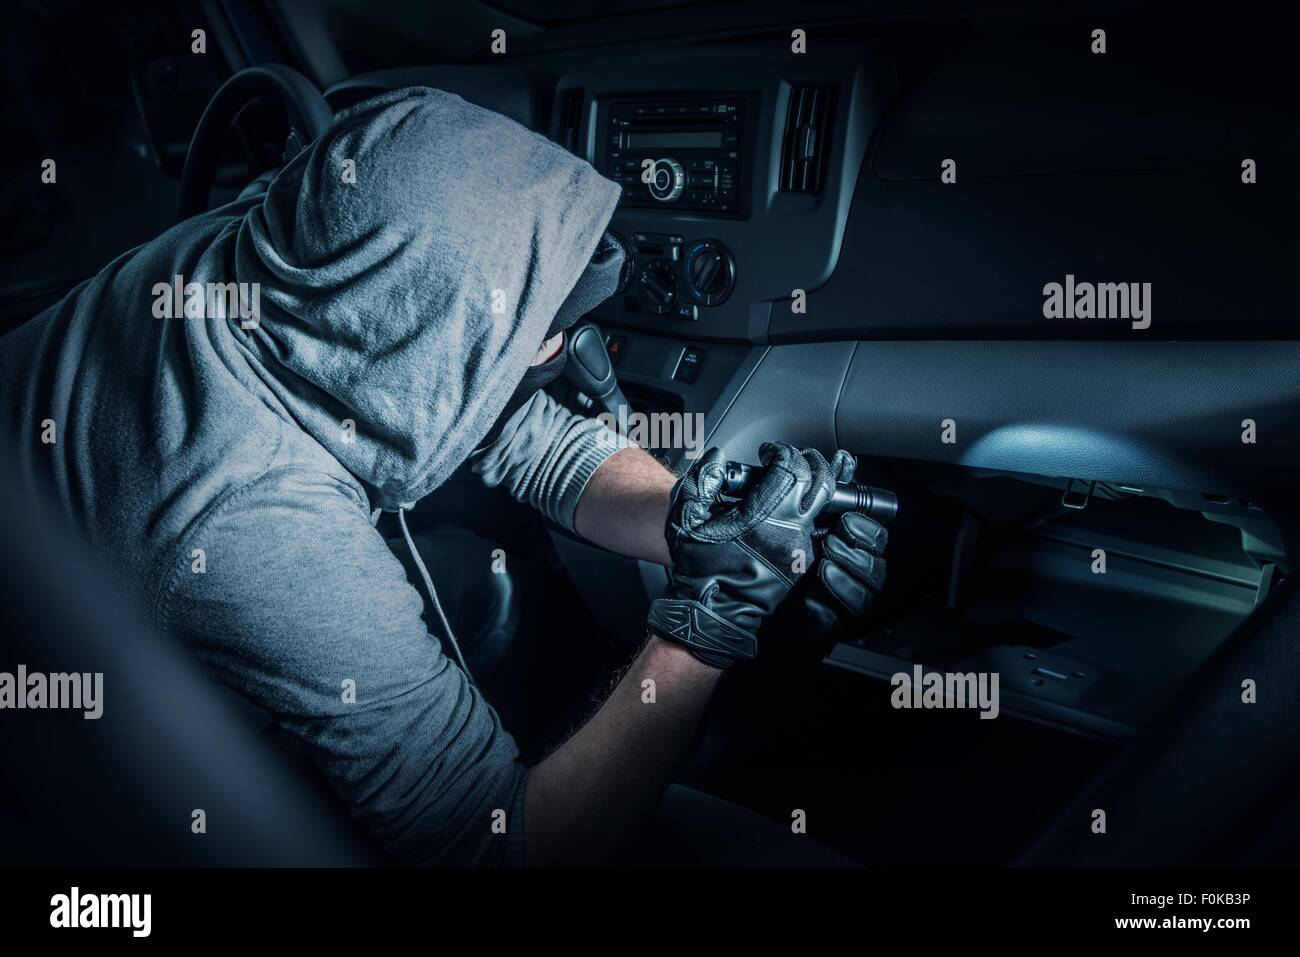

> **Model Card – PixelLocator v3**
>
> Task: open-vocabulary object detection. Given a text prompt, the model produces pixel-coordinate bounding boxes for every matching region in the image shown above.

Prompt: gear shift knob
[563,322,629,420]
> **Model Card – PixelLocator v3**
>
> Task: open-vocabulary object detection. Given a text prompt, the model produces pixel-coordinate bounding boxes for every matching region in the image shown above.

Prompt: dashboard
[324,14,1300,508]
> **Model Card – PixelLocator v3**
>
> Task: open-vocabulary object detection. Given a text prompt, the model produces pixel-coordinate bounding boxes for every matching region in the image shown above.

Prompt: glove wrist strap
[647,598,758,670]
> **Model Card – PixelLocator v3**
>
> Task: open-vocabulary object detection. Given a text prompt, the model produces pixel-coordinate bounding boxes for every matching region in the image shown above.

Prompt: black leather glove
[803,510,888,632]
[764,450,889,643]
[648,442,837,669]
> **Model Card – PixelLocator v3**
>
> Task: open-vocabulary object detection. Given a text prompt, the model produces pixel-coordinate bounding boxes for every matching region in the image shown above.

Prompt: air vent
[554,88,584,153]
[779,86,836,193]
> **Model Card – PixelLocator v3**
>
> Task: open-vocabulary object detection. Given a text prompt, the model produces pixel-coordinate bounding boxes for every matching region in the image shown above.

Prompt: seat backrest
[0,468,382,866]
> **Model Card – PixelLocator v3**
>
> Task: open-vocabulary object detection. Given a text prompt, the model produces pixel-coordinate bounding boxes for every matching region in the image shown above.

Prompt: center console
[594,94,757,328]
[571,46,877,350]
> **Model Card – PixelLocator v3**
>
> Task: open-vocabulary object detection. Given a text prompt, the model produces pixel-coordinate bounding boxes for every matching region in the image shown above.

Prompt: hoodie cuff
[471,391,629,534]
[549,414,630,532]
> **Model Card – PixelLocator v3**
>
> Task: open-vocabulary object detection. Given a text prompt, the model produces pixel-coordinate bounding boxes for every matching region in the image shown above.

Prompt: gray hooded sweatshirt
[0,87,627,865]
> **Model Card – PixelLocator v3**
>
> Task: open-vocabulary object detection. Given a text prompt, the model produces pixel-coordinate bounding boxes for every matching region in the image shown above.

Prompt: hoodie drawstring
[398,507,472,680]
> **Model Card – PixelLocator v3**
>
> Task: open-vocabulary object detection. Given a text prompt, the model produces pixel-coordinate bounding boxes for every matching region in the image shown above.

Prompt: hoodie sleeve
[470,391,629,532]
[158,467,527,866]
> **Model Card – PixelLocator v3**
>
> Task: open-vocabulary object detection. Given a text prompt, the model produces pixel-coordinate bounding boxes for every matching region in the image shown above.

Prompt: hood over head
[234,86,622,509]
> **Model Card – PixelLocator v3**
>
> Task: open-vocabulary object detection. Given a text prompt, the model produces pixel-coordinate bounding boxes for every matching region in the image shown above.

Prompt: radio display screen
[625,130,724,149]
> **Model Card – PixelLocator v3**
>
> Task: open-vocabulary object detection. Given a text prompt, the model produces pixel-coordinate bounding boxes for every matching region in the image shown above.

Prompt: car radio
[601,97,746,215]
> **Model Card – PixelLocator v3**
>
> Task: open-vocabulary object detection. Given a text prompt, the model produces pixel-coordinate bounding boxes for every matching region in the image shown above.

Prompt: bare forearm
[573,444,675,565]
[523,635,720,865]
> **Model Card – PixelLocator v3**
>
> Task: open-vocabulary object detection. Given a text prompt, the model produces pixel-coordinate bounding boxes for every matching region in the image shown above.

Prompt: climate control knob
[639,260,678,314]
[685,239,736,306]
[647,158,685,203]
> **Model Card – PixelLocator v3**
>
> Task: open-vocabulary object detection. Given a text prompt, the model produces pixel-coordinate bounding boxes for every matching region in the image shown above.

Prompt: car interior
[2,0,1298,867]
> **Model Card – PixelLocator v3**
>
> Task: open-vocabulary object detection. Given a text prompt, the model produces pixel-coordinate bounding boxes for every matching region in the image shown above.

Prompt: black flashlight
[717,461,899,524]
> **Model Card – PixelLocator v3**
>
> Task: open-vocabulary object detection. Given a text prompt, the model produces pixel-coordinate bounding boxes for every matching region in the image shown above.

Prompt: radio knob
[685,239,736,306]
[648,158,685,203]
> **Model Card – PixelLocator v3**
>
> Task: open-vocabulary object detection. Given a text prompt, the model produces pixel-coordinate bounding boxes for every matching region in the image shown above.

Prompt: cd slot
[627,114,727,128]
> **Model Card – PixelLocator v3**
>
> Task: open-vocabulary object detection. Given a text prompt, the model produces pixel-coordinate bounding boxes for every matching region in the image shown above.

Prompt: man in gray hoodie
[0,87,886,865]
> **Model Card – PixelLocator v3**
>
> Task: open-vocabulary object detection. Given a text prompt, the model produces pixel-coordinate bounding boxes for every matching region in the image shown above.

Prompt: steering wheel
[176,63,334,223]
